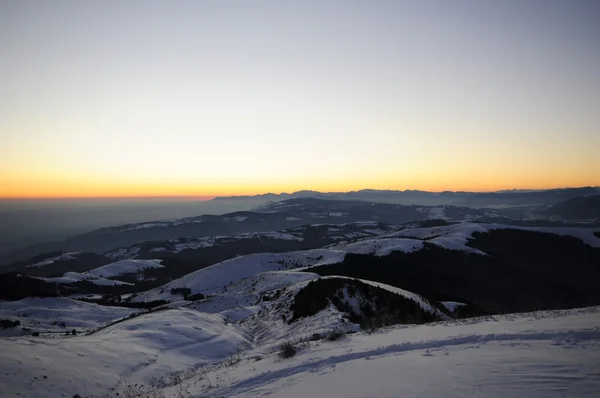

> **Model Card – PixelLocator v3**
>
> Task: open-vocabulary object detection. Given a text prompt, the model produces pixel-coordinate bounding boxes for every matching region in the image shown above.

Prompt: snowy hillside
[37,271,131,286]
[133,249,346,302]
[329,237,425,255]
[86,259,164,278]
[0,308,251,398]
[322,221,600,257]
[192,307,600,398]
[0,297,137,335]
[127,221,600,306]
[25,252,82,268]
[386,222,600,249]
[1,305,598,398]
[34,259,164,286]
[102,222,392,261]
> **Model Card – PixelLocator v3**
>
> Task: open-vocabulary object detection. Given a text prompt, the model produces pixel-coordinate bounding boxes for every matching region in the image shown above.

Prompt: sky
[1,0,599,198]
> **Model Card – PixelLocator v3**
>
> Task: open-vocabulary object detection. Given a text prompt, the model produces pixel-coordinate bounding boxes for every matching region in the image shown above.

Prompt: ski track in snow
[211,329,600,398]
[195,309,600,398]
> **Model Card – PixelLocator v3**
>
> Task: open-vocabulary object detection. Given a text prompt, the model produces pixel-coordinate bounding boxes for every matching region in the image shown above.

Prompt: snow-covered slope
[330,237,425,255]
[0,308,250,398]
[188,271,319,317]
[34,259,164,286]
[2,306,598,398]
[188,271,448,348]
[25,252,82,268]
[103,222,392,261]
[177,307,600,398]
[134,249,346,302]
[131,221,600,305]
[387,222,600,249]
[440,301,467,312]
[86,259,164,278]
[0,297,137,334]
[324,222,598,257]
[37,271,132,286]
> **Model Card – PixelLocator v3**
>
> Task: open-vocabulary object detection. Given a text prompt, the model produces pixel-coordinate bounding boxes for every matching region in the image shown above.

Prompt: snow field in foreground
[1,306,598,398]
[178,307,600,398]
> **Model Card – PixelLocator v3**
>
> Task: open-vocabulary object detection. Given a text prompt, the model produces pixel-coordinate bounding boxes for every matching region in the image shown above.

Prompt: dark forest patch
[311,229,600,314]
[289,278,441,329]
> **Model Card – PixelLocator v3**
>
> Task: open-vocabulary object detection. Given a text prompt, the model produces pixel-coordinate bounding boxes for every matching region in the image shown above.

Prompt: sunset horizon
[2,183,599,200]
[2,1,599,200]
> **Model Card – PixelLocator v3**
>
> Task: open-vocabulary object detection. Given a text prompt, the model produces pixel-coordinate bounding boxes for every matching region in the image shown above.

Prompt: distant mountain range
[2,187,599,265]
[213,186,600,208]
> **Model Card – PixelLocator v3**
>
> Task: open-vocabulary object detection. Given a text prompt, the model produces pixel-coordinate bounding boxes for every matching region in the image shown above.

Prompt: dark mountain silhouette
[541,194,600,220]
[213,186,598,207]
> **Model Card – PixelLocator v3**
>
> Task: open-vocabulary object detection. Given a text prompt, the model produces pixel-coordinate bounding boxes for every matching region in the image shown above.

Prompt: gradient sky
[1,1,599,198]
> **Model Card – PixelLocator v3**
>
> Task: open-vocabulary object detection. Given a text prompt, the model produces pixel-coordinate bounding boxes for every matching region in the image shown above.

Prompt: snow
[38,257,164,284]
[217,271,319,296]
[331,238,425,256]
[286,216,301,221]
[0,297,137,334]
[104,245,140,260]
[188,271,319,316]
[257,232,303,241]
[119,222,170,232]
[173,237,214,252]
[233,216,248,222]
[1,299,599,398]
[111,231,306,258]
[390,222,600,250]
[26,252,81,268]
[330,231,371,241]
[134,250,346,302]
[37,271,132,286]
[3,222,600,397]
[386,223,489,254]
[428,206,449,220]
[87,259,164,279]
[441,301,467,312]
[182,307,600,398]
[339,287,363,314]
[0,308,250,398]
[172,219,203,226]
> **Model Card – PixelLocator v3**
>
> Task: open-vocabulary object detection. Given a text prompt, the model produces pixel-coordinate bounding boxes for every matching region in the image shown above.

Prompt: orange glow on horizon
[2,178,598,199]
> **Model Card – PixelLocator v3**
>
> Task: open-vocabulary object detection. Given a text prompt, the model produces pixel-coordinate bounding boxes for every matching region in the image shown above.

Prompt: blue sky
[1,1,599,197]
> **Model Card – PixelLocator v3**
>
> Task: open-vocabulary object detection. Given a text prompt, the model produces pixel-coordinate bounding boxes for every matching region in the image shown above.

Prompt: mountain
[0,251,111,277]
[130,222,600,314]
[0,199,503,264]
[541,194,600,220]
[212,186,599,208]
[6,221,597,313]
[1,219,600,397]
[3,187,596,265]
